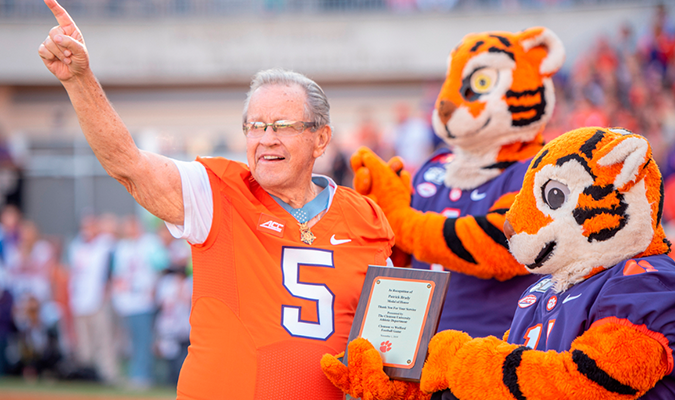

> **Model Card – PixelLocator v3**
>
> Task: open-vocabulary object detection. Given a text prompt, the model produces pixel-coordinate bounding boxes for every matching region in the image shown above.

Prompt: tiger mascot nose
[503,219,516,241]
[437,100,457,125]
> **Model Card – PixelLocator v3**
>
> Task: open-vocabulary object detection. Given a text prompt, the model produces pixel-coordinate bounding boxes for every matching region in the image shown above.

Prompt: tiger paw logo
[380,341,392,353]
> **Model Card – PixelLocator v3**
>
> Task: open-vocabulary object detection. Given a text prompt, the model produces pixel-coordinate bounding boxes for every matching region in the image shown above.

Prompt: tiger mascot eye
[350,27,565,339]
[324,127,675,400]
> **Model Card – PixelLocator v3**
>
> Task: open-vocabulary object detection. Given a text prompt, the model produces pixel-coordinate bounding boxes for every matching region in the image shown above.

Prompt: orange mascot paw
[321,338,430,400]
[420,330,472,394]
[350,147,412,214]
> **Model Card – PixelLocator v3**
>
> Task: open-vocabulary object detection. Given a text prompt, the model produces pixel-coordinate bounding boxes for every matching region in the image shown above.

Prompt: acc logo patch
[257,214,285,238]
[518,294,537,309]
[417,182,437,198]
[423,167,446,185]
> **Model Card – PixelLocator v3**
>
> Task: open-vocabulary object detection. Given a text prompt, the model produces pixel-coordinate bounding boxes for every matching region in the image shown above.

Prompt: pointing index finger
[44,0,76,31]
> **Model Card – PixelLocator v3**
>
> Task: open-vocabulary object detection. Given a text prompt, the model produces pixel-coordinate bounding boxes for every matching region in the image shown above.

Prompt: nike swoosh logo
[562,293,581,304]
[330,235,352,245]
[470,189,486,201]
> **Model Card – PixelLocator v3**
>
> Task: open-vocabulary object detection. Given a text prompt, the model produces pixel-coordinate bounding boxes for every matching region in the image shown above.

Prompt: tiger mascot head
[433,27,565,189]
[505,127,671,292]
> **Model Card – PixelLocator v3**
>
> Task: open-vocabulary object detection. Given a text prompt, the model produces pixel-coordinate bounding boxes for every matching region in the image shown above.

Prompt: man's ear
[314,125,332,158]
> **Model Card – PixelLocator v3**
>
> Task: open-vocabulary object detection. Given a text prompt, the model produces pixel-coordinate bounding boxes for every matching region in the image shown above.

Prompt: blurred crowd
[0,205,192,389]
[336,4,675,168]
[319,4,675,238]
[543,4,675,233]
[0,0,641,19]
[3,0,675,391]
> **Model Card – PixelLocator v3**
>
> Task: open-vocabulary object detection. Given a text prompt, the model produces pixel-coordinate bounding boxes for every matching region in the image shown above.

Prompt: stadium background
[1,0,674,398]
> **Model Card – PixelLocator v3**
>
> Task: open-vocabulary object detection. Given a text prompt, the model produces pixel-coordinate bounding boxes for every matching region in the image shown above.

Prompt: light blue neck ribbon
[271,176,330,224]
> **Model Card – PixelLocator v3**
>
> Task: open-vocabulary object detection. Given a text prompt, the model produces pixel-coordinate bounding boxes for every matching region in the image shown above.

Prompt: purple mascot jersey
[411,148,540,338]
[508,254,675,398]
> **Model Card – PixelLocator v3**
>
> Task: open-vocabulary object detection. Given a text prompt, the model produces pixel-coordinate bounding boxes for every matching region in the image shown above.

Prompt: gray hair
[242,69,331,129]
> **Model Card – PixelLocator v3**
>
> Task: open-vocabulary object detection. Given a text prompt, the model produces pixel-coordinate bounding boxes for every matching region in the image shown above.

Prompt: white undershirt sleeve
[164,159,213,245]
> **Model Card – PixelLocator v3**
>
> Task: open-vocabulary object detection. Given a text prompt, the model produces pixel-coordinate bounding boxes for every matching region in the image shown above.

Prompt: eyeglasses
[243,120,317,137]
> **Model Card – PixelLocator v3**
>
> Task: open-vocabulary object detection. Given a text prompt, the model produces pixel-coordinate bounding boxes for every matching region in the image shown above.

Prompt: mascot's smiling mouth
[446,117,491,139]
[527,241,556,269]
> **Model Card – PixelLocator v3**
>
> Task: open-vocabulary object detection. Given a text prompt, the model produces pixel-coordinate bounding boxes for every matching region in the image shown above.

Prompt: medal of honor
[298,221,315,245]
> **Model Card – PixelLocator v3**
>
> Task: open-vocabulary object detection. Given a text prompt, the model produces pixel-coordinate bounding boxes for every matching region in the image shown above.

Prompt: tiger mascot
[322,127,675,399]
[351,27,565,338]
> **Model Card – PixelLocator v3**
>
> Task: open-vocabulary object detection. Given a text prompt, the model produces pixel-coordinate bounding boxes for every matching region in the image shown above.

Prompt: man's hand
[38,0,88,81]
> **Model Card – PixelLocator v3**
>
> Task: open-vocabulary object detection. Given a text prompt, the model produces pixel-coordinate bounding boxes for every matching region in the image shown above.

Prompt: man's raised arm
[38,0,184,225]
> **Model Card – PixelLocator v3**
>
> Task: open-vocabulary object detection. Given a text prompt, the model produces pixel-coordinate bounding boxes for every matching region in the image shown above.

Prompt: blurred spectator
[390,102,434,174]
[387,0,416,12]
[639,3,675,79]
[10,221,62,375]
[11,221,54,305]
[155,225,191,386]
[98,213,120,240]
[0,126,23,212]
[0,204,22,271]
[351,107,391,159]
[552,5,675,169]
[157,223,190,273]
[416,0,458,12]
[568,94,609,130]
[111,215,168,389]
[45,236,75,368]
[13,295,60,380]
[312,140,353,187]
[67,214,119,385]
[329,144,352,187]
[0,267,15,376]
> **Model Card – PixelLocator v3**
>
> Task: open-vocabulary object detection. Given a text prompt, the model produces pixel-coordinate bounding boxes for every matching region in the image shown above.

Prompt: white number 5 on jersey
[281,247,335,340]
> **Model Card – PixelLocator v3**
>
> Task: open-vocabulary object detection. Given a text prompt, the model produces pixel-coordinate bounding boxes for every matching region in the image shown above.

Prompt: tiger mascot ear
[595,131,651,192]
[516,27,565,77]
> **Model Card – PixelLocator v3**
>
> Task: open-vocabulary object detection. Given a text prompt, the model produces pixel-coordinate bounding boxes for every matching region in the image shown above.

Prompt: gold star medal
[298,221,315,245]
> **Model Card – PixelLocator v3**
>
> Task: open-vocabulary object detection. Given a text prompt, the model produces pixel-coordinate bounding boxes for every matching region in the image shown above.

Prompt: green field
[0,377,176,399]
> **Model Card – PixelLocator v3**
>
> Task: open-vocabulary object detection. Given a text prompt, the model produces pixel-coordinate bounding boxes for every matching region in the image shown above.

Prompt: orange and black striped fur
[352,27,565,281]
[507,127,670,291]
[323,127,673,400]
[417,127,672,400]
[432,27,565,189]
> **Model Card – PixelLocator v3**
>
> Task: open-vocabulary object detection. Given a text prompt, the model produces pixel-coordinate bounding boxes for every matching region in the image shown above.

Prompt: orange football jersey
[176,157,394,400]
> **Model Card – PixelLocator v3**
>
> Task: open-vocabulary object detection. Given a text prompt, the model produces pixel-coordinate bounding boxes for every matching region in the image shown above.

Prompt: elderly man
[38,1,394,398]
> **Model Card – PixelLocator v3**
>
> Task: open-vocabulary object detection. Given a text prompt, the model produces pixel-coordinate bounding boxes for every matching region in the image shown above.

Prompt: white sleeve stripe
[164,159,213,245]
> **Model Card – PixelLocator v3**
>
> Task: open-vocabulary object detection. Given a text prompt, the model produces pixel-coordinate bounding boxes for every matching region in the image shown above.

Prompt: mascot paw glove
[321,337,429,400]
[420,330,472,394]
[350,147,412,215]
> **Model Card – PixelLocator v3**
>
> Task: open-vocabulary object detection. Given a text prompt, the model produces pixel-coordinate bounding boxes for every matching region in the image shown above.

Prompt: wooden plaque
[344,265,450,382]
